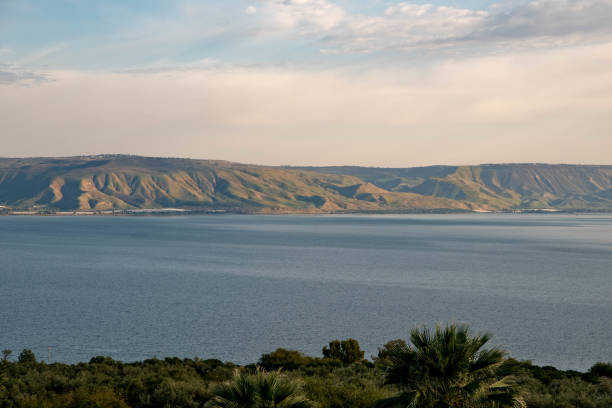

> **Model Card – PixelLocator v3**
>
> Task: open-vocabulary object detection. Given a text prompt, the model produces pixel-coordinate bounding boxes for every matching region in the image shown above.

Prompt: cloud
[0,64,52,86]
[255,0,345,33]
[322,3,489,54]
[5,0,612,71]
[254,0,612,54]
[114,58,219,74]
[1,42,611,165]
[489,0,612,36]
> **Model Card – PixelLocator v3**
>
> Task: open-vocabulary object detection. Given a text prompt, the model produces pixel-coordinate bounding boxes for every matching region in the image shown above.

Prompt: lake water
[1,214,611,370]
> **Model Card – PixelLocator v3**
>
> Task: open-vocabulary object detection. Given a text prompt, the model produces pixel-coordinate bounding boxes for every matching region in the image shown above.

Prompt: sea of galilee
[1,213,610,370]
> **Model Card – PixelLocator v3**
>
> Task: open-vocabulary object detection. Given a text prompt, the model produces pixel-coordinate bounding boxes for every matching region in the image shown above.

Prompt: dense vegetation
[2,325,611,408]
[2,155,612,212]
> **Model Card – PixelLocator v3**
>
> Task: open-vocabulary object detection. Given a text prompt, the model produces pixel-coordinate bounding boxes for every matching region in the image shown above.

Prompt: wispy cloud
[251,0,612,54]
[0,64,52,86]
[4,0,612,70]
[258,0,345,32]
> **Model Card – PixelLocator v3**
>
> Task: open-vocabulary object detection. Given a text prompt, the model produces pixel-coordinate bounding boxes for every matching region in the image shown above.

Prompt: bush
[0,337,611,408]
[259,348,314,370]
[322,339,364,365]
[301,365,391,408]
[590,362,612,379]
[373,339,408,367]
[17,350,36,365]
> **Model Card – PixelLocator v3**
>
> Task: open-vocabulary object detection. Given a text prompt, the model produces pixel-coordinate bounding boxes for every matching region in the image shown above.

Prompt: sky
[1,0,612,166]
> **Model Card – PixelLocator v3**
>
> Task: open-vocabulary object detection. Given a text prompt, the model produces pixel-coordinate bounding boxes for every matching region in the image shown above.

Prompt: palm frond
[381,323,523,408]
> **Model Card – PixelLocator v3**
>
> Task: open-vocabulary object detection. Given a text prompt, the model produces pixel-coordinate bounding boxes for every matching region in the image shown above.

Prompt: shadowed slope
[298,164,612,210]
[3,157,611,212]
[0,156,469,212]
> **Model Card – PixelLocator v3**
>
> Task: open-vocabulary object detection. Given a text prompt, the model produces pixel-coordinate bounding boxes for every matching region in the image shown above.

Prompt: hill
[0,156,469,213]
[296,164,612,211]
[1,156,611,213]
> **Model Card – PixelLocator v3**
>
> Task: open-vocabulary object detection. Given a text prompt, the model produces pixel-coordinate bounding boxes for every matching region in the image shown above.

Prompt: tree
[259,348,313,370]
[376,324,525,408]
[374,339,409,367]
[18,349,36,364]
[1,349,11,362]
[322,339,364,365]
[205,369,316,408]
[589,362,612,379]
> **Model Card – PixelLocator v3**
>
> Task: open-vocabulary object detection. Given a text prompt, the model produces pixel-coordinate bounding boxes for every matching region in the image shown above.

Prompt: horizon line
[1,154,612,169]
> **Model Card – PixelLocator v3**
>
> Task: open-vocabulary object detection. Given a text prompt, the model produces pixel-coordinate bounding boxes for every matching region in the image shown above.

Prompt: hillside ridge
[1,156,611,213]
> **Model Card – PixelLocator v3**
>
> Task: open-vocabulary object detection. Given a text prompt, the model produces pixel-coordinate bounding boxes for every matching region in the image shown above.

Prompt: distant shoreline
[2,208,612,216]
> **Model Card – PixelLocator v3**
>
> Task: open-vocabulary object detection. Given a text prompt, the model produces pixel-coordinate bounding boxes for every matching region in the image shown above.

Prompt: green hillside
[0,156,469,213]
[1,156,611,212]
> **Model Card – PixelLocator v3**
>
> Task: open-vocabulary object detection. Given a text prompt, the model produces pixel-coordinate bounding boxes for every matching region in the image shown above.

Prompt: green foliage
[520,377,612,408]
[322,339,364,365]
[377,324,525,408]
[300,364,392,408]
[590,362,612,379]
[502,359,584,385]
[205,369,316,408]
[373,339,409,367]
[1,350,11,363]
[17,350,36,365]
[0,352,234,408]
[0,343,610,408]
[259,349,314,371]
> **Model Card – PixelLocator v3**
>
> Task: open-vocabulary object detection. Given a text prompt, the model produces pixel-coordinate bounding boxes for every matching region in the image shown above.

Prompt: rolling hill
[1,156,611,213]
[0,156,469,213]
[297,164,612,211]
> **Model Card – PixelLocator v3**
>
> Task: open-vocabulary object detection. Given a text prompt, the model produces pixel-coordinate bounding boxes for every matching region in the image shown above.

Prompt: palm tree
[205,369,317,408]
[376,324,525,408]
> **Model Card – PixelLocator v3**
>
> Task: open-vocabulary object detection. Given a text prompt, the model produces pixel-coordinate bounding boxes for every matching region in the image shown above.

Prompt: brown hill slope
[0,156,470,212]
[3,157,611,212]
[297,164,612,210]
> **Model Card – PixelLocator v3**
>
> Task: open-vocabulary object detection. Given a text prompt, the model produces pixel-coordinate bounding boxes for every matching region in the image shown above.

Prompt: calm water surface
[1,214,611,370]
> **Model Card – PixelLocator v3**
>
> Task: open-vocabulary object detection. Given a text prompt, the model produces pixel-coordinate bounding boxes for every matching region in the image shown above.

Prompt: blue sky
[4,0,594,71]
[1,0,503,69]
[1,0,612,165]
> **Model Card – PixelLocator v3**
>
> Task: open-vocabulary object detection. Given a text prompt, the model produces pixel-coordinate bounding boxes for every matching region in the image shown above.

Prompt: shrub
[17,350,36,365]
[590,362,612,379]
[259,348,313,370]
[322,339,364,365]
